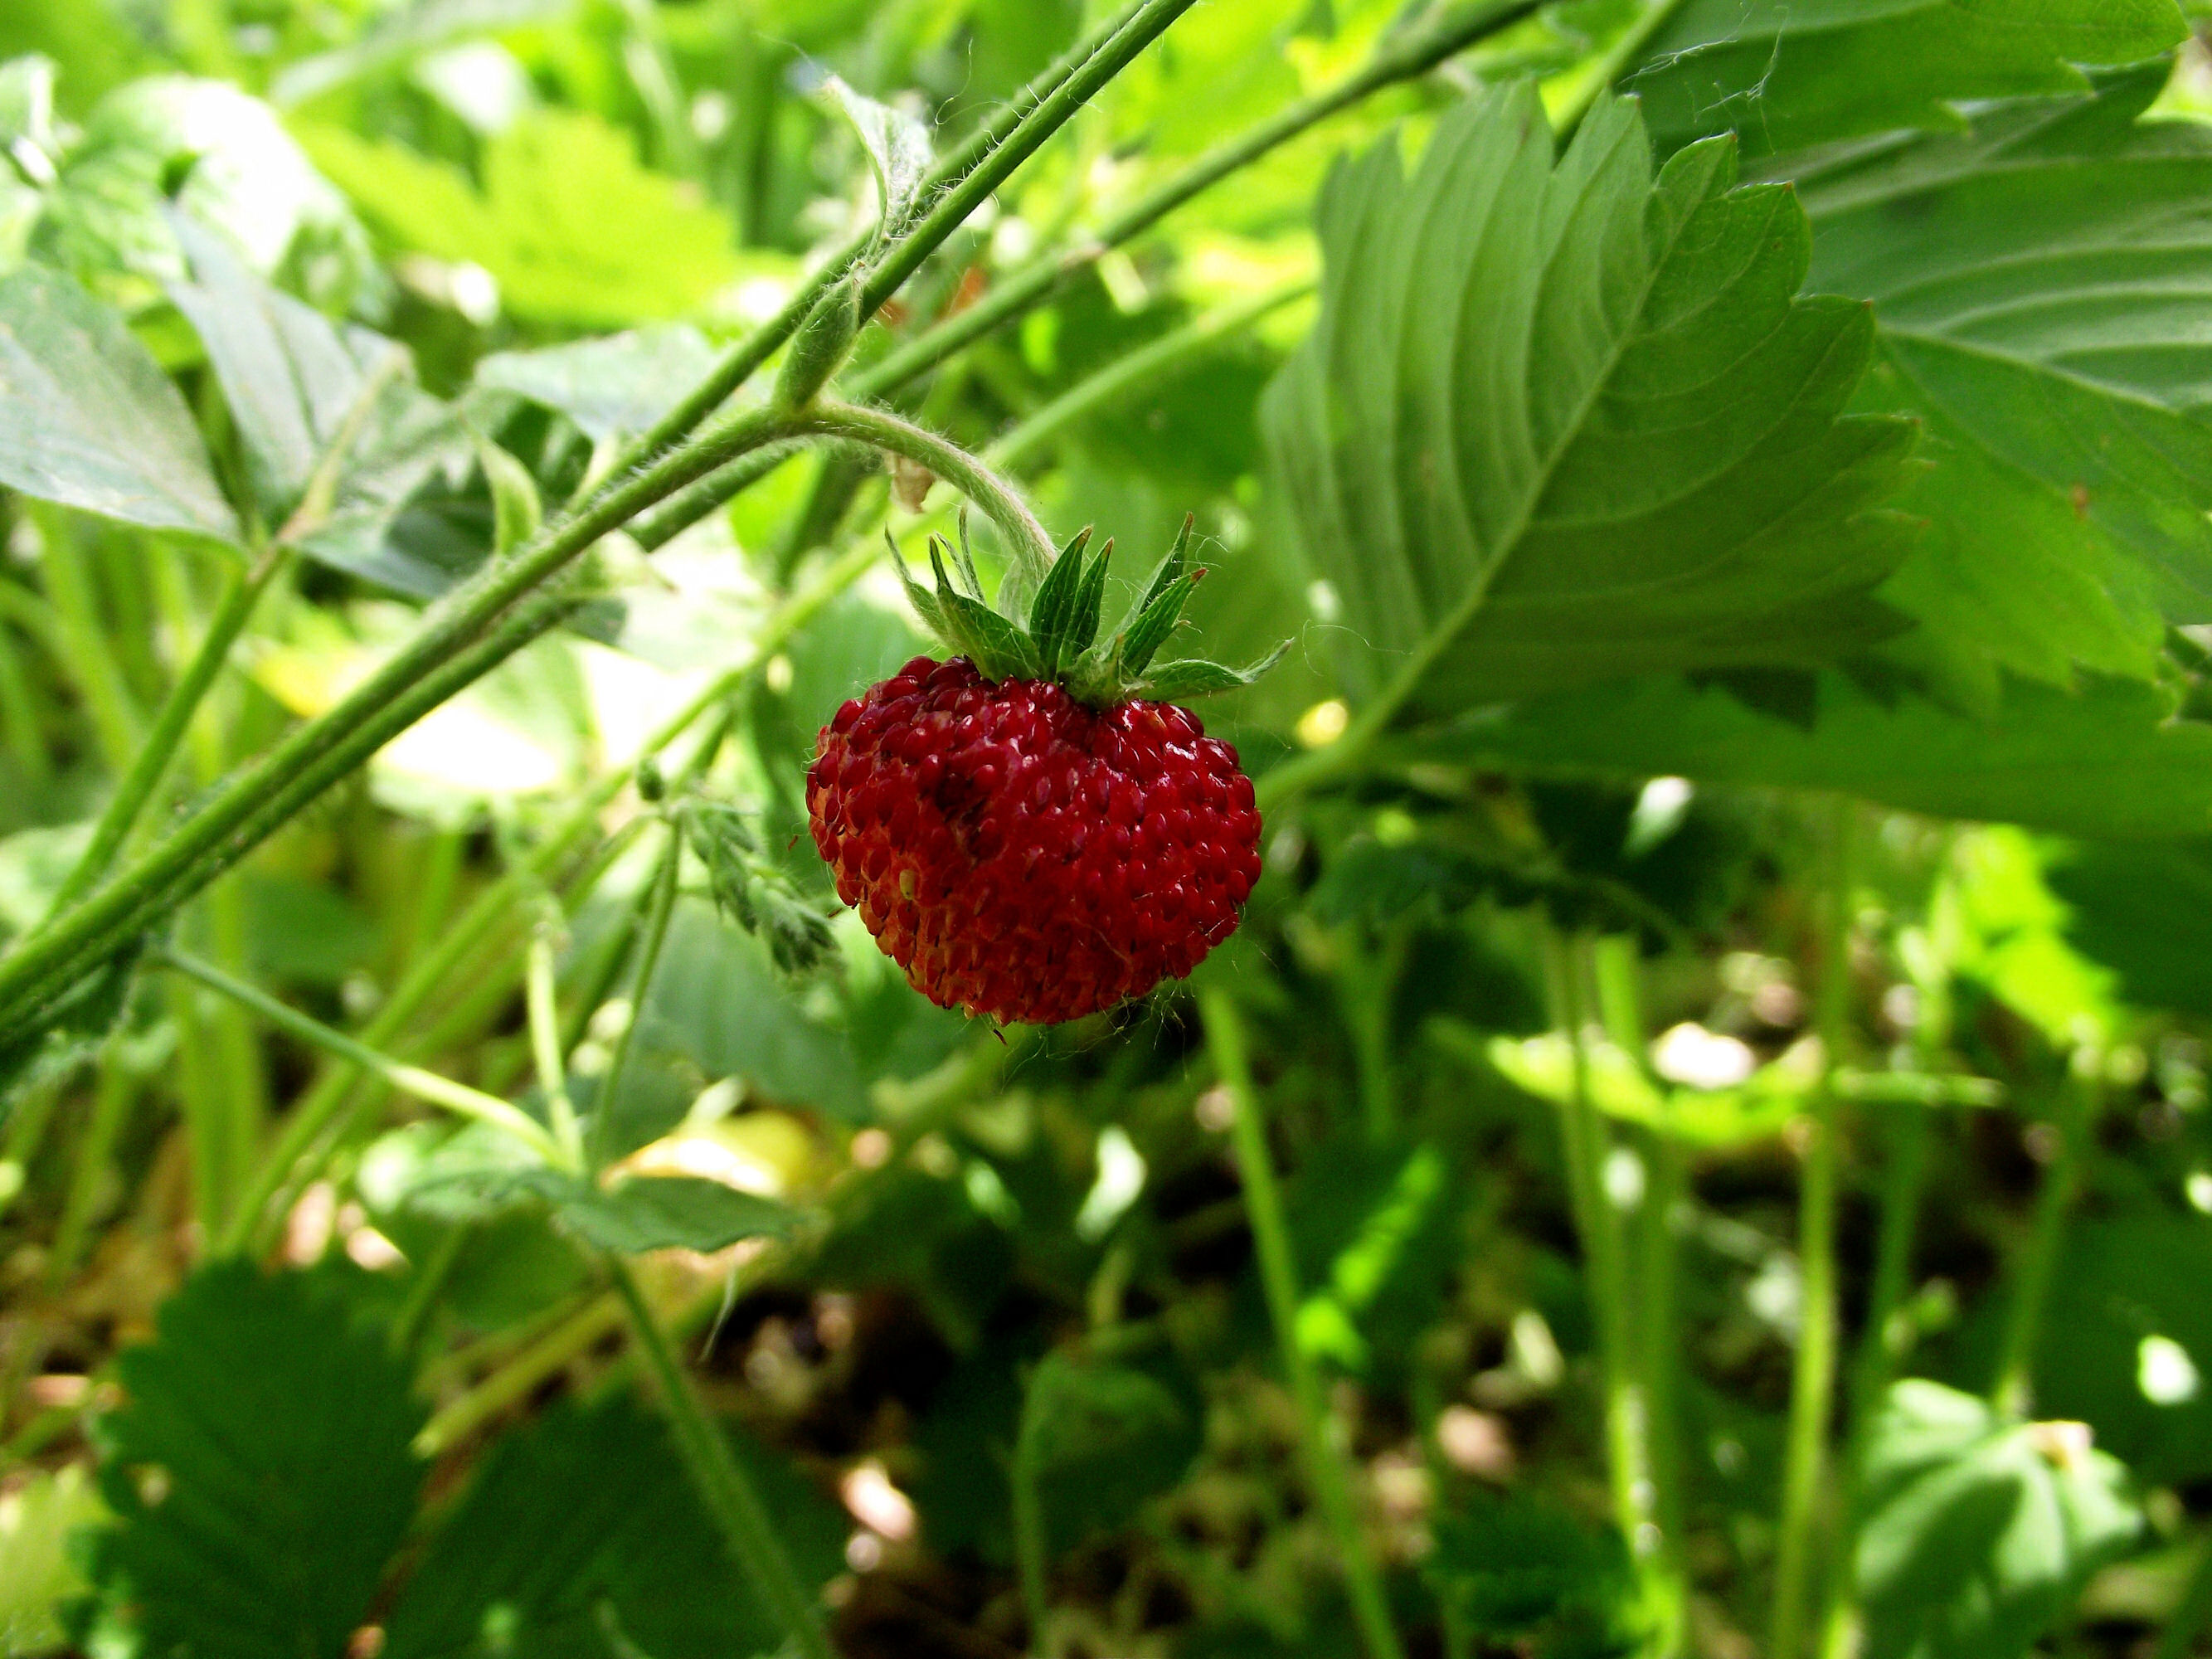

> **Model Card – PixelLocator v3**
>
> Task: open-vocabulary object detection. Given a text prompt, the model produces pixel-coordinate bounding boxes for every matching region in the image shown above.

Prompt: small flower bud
[773,276,863,413]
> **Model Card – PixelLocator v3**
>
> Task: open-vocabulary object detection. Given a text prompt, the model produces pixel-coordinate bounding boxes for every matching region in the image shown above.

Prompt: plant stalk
[1991,1070,2095,1421]
[1199,988,1406,1659]
[610,1257,836,1659]
[588,828,683,1169]
[1771,800,1855,1659]
[158,946,569,1169]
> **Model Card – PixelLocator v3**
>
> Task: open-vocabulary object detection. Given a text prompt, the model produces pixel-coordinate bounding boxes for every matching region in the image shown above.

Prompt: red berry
[808,656,1263,1024]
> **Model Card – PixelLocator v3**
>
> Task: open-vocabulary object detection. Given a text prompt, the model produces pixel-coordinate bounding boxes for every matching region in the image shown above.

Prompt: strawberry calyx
[887,512,1288,708]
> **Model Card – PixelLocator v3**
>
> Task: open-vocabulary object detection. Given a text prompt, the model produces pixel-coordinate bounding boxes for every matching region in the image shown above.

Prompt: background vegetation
[4,1,2212,1656]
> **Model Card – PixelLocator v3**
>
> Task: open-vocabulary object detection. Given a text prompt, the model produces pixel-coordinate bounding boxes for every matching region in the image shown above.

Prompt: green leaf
[1782,67,2212,708]
[382,1394,845,1659]
[1424,1490,1631,1642]
[2048,839,2212,1014]
[82,1262,425,1659]
[1622,0,2187,157]
[1398,669,2212,839]
[1261,86,1915,722]
[0,262,237,540]
[474,324,718,443]
[1855,1379,2141,1659]
[167,216,469,577]
[549,1174,799,1255]
[294,109,740,326]
[0,1464,104,1656]
[820,74,934,244]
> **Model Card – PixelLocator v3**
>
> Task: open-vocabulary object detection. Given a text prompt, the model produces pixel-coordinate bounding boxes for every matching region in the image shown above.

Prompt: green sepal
[1130,513,1194,620]
[1027,524,1094,678]
[927,533,983,602]
[950,509,987,606]
[1115,567,1204,679]
[886,528,950,638]
[1135,641,1291,703]
[941,587,1042,680]
[1067,536,1113,661]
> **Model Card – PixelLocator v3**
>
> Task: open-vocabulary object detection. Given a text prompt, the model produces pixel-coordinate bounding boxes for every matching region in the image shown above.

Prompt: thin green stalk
[47,1054,136,1288]
[589,829,682,1169]
[2156,1532,2212,1659]
[1539,925,1657,1581]
[0,621,51,784]
[857,0,1202,320]
[1592,934,1685,1635]
[0,1073,65,1219]
[986,281,1312,472]
[49,544,286,914]
[1012,1393,1053,1648]
[1991,1072,2094,1421]
[653,0,1539,540]
[416,1291,627,1456]
[527,929,582,1163]
[1771,800,1855,1659]
[32,507,141,767]
[609,1257,835,1659]
[158,947,569,1169]
[621,0,1167,469]
[1199,988,1406,1659]
[390,1221,470,1361]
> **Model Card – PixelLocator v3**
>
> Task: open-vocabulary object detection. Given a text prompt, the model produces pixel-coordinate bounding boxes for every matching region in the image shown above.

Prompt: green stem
[389,1220,470,1361]
[1592,934,1686,1647]
[1991,1072,2094,1421]
[527,929,582,1163]
[1199,988,1406,1659]
[1771,800,1855,1659]
[0,620,50,784]
[47,1053,136,1287]
[791,401,1058,592]
[858,0,1541,395]
[987,281,1311,472]
[1540,926,1655,1576]
[620,0,1170,470]
[158,946,569,1169]
[609,1258,835,1659]
[32,507,141,767]
[49,545,286,915]
[416,1291,627,1456]
[589,829,682,1169]
[0,403,792,1036]
[0,1073,65,1219]
[857,0,1202,320]
[1012,1388,1053,1648]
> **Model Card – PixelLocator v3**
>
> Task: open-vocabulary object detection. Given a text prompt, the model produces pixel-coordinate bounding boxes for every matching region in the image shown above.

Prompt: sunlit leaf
[1623,0,2186,157]
[1856,1379,2141,1659]
[0,1464,104,1656]
[0,262,237,540]
[1262,85,1914,718]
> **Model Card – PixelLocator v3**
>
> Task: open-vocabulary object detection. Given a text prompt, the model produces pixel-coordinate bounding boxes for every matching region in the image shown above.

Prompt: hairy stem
[1199,989,1406,1659]
[1771,800,1855,1659]
[610,1258,836,1659]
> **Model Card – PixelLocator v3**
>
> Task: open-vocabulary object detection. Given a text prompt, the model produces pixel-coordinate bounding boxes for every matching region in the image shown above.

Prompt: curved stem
[793,401,1057,596]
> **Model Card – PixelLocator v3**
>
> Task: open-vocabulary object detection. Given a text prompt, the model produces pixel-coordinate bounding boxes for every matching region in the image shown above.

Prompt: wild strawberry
[808,516,1284,1025]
